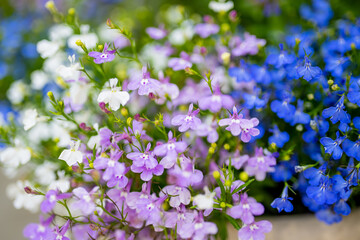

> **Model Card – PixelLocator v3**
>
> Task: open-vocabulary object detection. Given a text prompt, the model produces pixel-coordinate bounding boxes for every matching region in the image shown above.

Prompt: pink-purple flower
[88,43,116,64]
[171,103,201,132]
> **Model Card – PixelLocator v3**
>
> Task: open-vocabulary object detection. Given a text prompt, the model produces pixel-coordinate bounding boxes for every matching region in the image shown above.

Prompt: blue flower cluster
[230,0,360,224]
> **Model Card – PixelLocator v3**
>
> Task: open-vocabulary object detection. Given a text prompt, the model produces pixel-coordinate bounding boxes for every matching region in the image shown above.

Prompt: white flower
[22,109,48,131]
[69,80,91,105]
[97,78,130,111]
[49,171,70,192]
[56,54,81,81]
[7,80,28,104]
[6,180,43,213]
[30,70,49,90]
[35,162,57,185]
[209,1,234,12]
[168,20,194,46]
[193,187,216,210]
[58,140,83,166]
[67,25,98,52]
[49,24,73,43]
[37,39,60,58]
[0,139,31,168]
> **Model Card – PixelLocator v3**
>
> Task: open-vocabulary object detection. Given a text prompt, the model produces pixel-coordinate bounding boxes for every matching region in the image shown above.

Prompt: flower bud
[224,180,232,187]
[97,45,104,52]
[75,40,84,47]
[212,170,220,179]
[239,172,249,182]
[106,18,115,28]
[327,79,334,85]
[47,91,55,102]
[120,108,128,117]
[127,117,132,126]
[224,143,230,150]
[45,1,57,12]
[220,202,226,208]
[221,52,231,65]
[331,84,340,91]
[351,42,356,50]
[68,8,75,15]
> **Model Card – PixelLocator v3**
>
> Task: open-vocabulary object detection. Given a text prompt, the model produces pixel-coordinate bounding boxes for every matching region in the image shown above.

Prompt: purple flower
[196,121,219,143]
[127,66,161,96]
[136,196,166,226]
[40,190,71,213]
[146,26,167,40]
[153,131,187,169]
[179,212,218,239]
[88,43,116,64]
[231,33,266,56]
[245,147,276,181]
[225,150,249,170]
[127,143,164,181]
[168,155,203,187]
[164,206,196,238]
[93,149,128,188]
[99,128,121,150]
[219,106,260,141]
[227,193,264,224]
[23,216,54,240]
[52,220,71,240]
[71,187,98,215]
[160,185,191,207]
[194,23,220,38]
[198,86,234,112]
[168,51,193,71]
[238,220,272,240]
[171,103,201,132]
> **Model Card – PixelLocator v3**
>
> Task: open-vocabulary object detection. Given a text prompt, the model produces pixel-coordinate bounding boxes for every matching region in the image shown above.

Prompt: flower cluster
[1,0,360,239]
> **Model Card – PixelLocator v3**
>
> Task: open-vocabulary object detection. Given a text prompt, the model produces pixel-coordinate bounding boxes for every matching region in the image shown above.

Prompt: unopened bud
[220,202,226,208]
[224,143,230,150]
[351,42,356,50]
[208,147,215,155]
[295,165,306,173]
[327,79,334,85]
[225,180,232,187]
[106,18,115,28]
[45,1,56,12]
[331,84,340,91]
[213,170,220,179]
[120,108,128,117]
[68,8,75,15]
[221,52,231,65]
[97,44,104,52]
[127,117,132,126]
[47,91,55,101]
[239,172,248,182]
[75,40,84,47]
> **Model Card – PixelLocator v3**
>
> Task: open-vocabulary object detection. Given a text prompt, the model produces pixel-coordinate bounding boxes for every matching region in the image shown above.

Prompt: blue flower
[297,56,322,81]
[250,64,271,85]
[291,100,311,126]
[322,96,350,124]
[271,160,295,182]
[316,209,342,225]
[229,60,252,82]
[303,163,328,186]
[242,91,267,109]
[271,186,294,213]
[266,43,296,68]
[342,139,360,161]
[300,0,333,28]
[334,199,351,216]
[270,98,296,122]
[306,177,338,205]
[324,56,349,78]
[332,174,352,199]
[320,132,345,160]
[347,77,360,106]
[268,125,289,148]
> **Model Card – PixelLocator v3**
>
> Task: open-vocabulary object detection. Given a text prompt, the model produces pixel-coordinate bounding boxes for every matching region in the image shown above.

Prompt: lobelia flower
[179,212,218,239]
[154,71,180,105]
[22,109,47,131]
[171,103,201,132]
[88,43,116,64]
[342,138,360,161]
[297,56,322,81]
[0,143,31,168]
[347,77,360,106]
[303,163,328,186]
[136,195,167,226]
[270,96,296,122]
[291,100,311,126]
[56,54,81,81]
[238,220,272,240]
[146,26,167,40]
[127,143,164,181]
[168,51,192,71]
[40,189,71,213]
[225,150,249,170]
[270,186,294,213]
[58,140,83,166]
[208,0,234,12]
[52,220,71,240]
[127,66,161,96]
[97,78,130,111]
[218,106,260,141]
[194,23,220,38]
[153,131,187,169]
[160,185,191,207]
[245,147,276,181]
[93,149,128,188]
[268,125,290,148]
[266,43,296,68]
[99,128,124,150]
[306,176,338,205]
[71,187,99,215]
[164,206,196,238]
[193,187,216,210]
[320,131,345,160]
[198,86,234,112]
[23,216,54,240]
[168,155,204,187]
[231,33,266,56]
[227,193,265,224]
[196,121,219,143]
[322,95,350,124]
